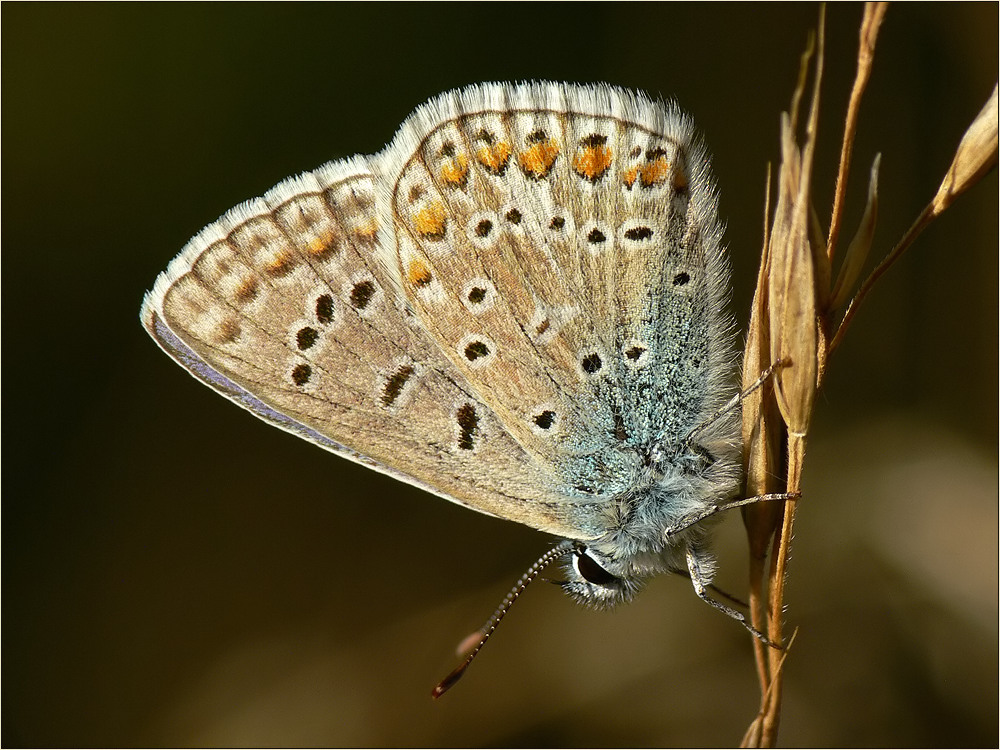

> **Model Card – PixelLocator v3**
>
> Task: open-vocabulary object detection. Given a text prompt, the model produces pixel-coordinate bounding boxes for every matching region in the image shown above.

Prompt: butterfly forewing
[141,159,586,537]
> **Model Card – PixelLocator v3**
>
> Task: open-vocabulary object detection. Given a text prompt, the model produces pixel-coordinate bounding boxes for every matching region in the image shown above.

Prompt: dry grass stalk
[826,2,889,262]
[739,17,823,744]
[830,82,999,353]
[738,2,997,745]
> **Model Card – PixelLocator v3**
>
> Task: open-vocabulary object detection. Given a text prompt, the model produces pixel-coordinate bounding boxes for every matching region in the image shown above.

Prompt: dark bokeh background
[4,4,997,746]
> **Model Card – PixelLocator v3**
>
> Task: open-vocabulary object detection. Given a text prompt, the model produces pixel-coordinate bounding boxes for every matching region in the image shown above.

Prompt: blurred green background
[4,3,997,746]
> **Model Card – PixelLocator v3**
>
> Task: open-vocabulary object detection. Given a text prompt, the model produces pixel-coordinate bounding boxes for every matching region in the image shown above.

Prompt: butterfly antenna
[432,539,576,698]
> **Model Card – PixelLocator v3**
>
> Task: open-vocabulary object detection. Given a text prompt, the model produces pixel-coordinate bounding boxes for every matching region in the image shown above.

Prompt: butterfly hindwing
[376,82,734,505]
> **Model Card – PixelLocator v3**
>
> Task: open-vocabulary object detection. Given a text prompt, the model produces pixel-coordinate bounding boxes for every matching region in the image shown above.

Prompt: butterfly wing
[376,83,734,519]
[141,157,586,537]
[141,82,735,548]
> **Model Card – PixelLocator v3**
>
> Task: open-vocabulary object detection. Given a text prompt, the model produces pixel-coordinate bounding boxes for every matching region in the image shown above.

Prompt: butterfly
[141,82,763,686]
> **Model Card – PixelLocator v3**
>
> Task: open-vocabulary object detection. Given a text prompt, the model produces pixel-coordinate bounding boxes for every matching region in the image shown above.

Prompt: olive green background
[4,3,997,746]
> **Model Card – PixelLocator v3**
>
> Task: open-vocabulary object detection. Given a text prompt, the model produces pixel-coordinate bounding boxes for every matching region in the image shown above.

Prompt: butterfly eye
[575,552,619,586]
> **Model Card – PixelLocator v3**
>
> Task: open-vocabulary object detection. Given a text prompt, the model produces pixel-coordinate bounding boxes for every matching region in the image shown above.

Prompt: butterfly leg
[685,545,781,648]
[685,358,791,445]
[664,492,797,538]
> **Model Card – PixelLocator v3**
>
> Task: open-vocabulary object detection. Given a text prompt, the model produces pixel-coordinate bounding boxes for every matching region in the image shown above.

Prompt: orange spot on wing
[413,202,448,239]
[306,231,339,258]
[440,153,469,187]
[573,144,612,181]
[354,220,378,244]
[672,165,689,191]
[623,155,674,189]
[476,141,512,174]
[639,156,670,187]
[234,275,259,303]
[214,317,241,344]
[264,250,295,277]
[407,259,433,287]
[519,140,560,179]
